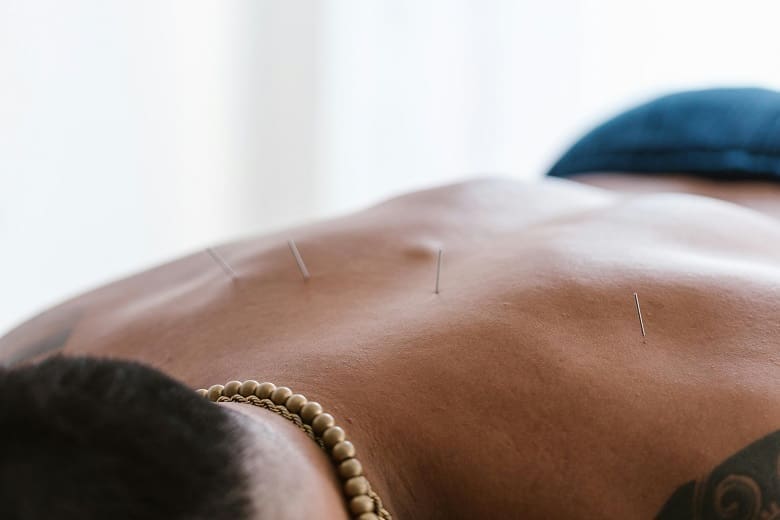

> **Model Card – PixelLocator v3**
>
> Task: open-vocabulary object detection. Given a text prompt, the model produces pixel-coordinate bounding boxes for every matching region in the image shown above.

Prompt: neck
[222,401,350,519]
[196,363,407,518]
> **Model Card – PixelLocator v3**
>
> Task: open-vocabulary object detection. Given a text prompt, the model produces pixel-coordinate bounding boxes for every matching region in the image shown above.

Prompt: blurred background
[2,0,779,335]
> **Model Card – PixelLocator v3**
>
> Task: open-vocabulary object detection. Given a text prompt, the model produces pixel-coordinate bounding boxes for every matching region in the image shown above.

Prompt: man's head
[0,355,351,520]
[0,356,252,519]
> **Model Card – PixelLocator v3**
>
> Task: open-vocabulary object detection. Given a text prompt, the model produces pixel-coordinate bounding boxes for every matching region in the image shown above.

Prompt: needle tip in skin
[435,249,442,294]
[206,247,238,282]
[288,239,311,282]
[633,292,646,337]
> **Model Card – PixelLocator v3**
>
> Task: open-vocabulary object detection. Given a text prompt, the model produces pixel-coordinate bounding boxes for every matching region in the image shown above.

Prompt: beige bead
[300,401,323,424]
[331,441,355,462]
[312,413,335,435]
[195,388,208,399]
[239,380,259,397]
[270,386,293,405]
[339,458,363,479]
[223,380,242,397]
[207,384,224,402]
[343,475,369,497]
[357,514,379,520]
[254,382,276,400]
[350,495,374,515]
[322,426,345,449]
[285,393,307,414]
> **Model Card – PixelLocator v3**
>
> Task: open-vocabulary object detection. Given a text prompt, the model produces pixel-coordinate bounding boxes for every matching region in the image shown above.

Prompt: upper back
[2,177,779,518]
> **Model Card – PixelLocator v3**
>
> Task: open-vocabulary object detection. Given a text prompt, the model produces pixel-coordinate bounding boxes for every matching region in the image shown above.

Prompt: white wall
[2,0,780,335]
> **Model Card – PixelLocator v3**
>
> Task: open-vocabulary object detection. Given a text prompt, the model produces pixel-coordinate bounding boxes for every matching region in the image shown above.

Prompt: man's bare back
[2,176,779,518]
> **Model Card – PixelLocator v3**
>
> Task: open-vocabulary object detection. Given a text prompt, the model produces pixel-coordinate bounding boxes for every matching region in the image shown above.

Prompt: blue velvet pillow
[547,88,780,181]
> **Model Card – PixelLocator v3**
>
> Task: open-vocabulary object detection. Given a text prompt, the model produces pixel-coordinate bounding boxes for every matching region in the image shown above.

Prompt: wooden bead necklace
[196,380,392,520]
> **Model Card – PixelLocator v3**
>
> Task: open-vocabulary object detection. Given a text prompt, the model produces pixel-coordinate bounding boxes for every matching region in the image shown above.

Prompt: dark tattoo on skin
[0,308,81,367]
[10,328,74,365]
[656,430,780,520]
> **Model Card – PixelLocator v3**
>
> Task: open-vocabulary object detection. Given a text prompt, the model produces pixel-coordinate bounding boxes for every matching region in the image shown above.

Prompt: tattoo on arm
[0,308,81,366]
[656,430,780,520]
[12,328,74,365]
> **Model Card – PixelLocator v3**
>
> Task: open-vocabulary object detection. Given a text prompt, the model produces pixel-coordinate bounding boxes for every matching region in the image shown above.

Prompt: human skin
[222,401,351,519]
[1,175,779,519]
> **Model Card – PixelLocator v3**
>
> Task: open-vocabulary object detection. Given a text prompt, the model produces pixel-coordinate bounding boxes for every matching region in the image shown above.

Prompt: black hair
[0,356,252,520]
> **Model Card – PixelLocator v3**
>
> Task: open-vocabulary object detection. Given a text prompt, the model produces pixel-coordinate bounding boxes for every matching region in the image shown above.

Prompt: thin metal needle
[205,247,237,281]
[434,249,442,294]
[288,239,310,281]
[633,292,646,337]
